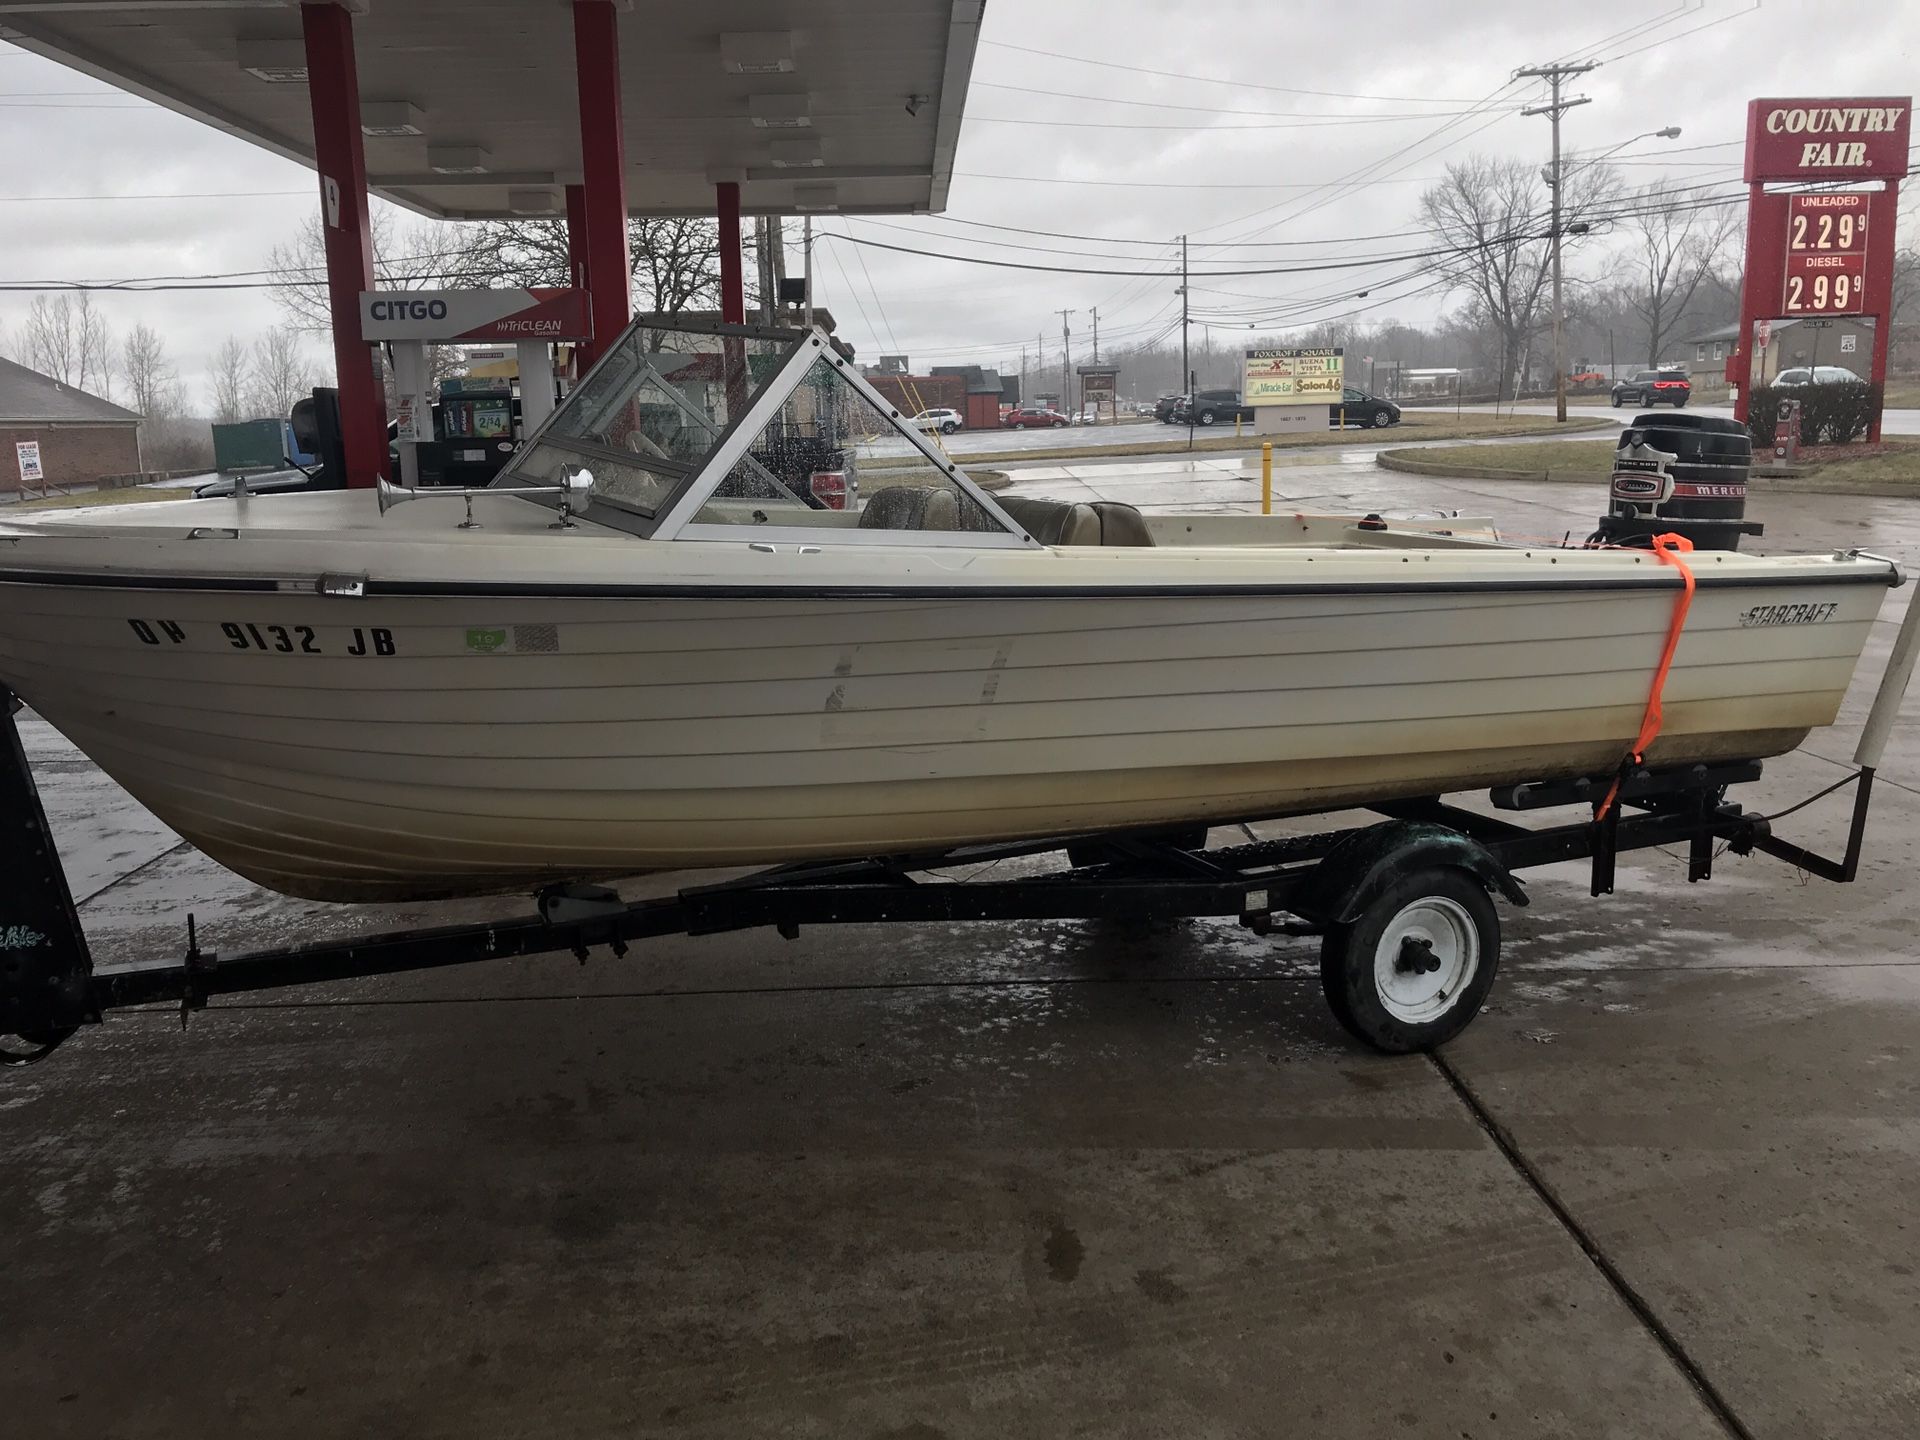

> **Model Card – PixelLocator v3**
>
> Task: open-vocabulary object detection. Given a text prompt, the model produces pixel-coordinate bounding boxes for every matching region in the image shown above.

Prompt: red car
[1004,406,1069,429]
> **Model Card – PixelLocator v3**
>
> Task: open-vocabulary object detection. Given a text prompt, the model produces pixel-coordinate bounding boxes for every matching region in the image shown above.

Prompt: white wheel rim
[1372,896,1479,1024]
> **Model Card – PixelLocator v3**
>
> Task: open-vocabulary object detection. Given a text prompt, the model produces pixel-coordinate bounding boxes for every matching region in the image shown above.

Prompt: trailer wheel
[1319,867,1499,1053]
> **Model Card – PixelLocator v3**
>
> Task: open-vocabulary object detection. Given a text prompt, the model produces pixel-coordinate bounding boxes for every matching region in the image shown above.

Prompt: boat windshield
[499,322,792,517]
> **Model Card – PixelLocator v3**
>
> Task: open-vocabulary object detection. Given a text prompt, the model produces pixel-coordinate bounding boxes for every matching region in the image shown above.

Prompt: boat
[0,318,1899,903]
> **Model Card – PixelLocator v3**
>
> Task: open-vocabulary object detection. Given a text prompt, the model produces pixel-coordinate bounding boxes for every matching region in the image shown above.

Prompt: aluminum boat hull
[0,493,1895,900]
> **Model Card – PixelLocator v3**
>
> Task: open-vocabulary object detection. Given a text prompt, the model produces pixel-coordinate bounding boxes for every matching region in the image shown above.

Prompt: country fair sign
[1244,347,1344,406]
[1734,93,1910,444]
[1744,99,1910,181]
[358,288,592,342]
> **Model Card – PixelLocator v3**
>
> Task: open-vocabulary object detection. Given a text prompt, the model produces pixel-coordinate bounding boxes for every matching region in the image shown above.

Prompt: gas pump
[359,288,593,489]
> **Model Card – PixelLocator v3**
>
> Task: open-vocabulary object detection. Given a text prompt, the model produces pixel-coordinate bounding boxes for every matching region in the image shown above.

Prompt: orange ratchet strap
[1595,533,1697,823]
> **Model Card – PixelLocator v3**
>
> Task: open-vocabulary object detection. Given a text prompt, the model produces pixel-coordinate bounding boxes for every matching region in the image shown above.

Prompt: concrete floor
[7,464,1920,1438]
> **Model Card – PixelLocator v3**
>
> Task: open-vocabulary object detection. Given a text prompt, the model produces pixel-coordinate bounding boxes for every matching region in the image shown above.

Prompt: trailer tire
[1319,867,1499,1053]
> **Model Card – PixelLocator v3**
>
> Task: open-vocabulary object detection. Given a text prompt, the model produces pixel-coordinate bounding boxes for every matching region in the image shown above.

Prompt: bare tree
[1619,187,1742,368]
[1891,244,1920,347]
[1419,155,1616,399]
[245,328,315,420]
[24,293,116,396]
[209,335,250,423]
[73,292,114,399]
[122,324,181,420]
[24,295,76,382]
[268,209,750,339]
[265,208,478,335]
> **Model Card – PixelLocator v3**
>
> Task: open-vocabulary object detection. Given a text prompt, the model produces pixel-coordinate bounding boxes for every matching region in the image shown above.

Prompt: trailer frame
[1,682,1889,1061]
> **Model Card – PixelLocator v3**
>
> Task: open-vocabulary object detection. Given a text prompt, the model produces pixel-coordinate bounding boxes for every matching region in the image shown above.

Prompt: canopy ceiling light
[360,101,425,138]
[508,188,559,216]
[769,137,823,169]
[748,94,812,130]
[427,145,492,175]
[236,38,306,84]
[792,183,839,212]
[720,32,795,75]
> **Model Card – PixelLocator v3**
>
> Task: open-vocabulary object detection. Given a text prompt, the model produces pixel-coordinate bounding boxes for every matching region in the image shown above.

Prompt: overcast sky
[0,0,1913,410]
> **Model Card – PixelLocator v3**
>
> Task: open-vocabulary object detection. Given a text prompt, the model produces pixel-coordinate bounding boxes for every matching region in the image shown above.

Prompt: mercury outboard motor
[1592,412,1762,552]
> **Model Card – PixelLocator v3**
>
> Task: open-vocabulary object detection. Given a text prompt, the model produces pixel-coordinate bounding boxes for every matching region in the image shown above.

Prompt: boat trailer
[6,575,1916,1060]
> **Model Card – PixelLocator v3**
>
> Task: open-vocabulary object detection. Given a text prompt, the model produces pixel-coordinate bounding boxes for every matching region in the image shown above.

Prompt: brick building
[0,358,141,494]
[864,372,965,418]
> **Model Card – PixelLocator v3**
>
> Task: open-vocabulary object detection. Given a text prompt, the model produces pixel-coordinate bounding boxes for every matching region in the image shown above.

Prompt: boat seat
[1088,501,1156,547]
[858,485,933,531]
[996,495,1155,547]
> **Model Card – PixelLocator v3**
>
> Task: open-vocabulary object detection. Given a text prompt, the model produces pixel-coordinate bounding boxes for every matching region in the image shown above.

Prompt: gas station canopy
[0,0,983,218]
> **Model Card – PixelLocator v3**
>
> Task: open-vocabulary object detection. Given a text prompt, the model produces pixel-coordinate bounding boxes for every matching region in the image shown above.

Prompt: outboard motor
[1592,412,1762,552]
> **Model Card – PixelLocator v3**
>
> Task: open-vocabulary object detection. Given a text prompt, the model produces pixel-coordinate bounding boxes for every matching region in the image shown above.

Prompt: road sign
[1244,347,1344,406]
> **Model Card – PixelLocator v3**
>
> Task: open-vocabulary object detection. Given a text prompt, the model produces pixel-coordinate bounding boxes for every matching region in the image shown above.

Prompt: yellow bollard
[1236,412,1243,438]
[1261,442,1272,516]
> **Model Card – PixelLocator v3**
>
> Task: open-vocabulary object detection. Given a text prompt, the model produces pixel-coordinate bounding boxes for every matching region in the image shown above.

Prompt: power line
[964,107,1518,133]
[977,39,1478,104]
[953,171,1435,191]
[971,81,1506,119]
[0,189,311,202]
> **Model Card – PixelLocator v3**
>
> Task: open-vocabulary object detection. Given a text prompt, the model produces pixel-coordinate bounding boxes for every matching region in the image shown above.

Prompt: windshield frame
[495,317,1032,547]
[491,316,814,532]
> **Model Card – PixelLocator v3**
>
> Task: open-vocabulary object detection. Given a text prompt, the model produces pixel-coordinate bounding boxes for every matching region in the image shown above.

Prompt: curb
[962,418,1609,469]
[1375,448,1606,487]
[1377,448,1859,492]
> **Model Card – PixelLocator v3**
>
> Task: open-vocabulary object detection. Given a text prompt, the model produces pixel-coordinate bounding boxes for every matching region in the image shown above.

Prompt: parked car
[1611,368,1691,408]
[909,407,963,435]
[1172,389,1253,426]
[1331,387,1400,429]
[1004,405,1069,429]
[1774,365,1865,387]
[1153,393,1183,422]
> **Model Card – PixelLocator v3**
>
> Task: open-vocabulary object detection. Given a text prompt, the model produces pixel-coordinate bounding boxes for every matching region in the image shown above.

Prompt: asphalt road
[6,467,1920,1437]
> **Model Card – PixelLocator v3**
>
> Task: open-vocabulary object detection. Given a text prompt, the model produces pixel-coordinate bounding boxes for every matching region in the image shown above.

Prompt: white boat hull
[0,522,1887,900]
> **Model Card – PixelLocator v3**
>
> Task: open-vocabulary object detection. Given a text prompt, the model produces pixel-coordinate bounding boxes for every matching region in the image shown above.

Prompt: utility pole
[801,215,813,328]
[1057,308,1075,415]
[1518,60,1595,423]
[1091,306,1100,363]
[1179,234,1190,398]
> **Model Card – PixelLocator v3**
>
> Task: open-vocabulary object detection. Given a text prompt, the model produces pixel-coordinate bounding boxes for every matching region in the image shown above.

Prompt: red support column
[1863,177,1900,444]
[716,182,744,324]
[564,183,590,382]
[564,183,591,291]
[573,1,630,370]
[300,0,386,488]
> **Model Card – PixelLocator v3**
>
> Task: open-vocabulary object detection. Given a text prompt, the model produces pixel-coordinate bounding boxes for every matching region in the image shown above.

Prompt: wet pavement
[7,459,1920,1437]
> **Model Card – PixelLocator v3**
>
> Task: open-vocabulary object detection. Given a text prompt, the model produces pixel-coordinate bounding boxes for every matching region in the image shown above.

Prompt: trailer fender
[1303,821,1528,926]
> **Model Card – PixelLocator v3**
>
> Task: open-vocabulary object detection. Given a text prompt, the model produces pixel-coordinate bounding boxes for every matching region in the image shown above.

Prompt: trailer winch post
[1747,572,1920,885]
[1854,570,1920,774]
